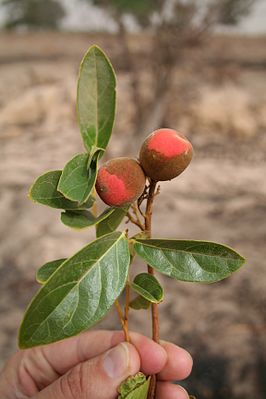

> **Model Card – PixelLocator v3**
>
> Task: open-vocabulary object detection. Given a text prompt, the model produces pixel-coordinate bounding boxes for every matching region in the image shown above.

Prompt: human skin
[0,330,193,399]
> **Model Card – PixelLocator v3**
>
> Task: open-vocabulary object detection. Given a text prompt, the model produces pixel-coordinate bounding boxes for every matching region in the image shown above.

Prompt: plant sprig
[18,45,245,399]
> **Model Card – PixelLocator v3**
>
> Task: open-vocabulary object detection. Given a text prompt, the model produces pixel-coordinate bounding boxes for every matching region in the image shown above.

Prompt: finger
[36,330,122,375]
[35,342,140,399]
[35,329,167,376]
[12,330,119,395]
[13,330,167,394]
[156,382,189,399]
[128,332,167,375]
[15,332,190,396]
[157,341,193,381]
[93,330,168,375]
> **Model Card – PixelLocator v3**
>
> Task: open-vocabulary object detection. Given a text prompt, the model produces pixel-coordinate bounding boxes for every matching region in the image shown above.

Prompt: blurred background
[0,1,265,398]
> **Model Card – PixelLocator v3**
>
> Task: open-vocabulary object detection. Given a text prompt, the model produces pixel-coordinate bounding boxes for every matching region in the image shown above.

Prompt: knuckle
[60,363,88,399]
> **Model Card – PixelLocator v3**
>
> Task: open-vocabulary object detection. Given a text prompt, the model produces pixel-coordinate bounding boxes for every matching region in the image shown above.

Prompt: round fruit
[139,128,193,181]
[96,157,146,207]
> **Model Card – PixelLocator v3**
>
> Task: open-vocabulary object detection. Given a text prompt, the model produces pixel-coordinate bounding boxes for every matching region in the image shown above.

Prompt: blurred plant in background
[218,0,255,25]
[0,1,265,398]
[0,0,257,139]
[83,0,257,140]
[2,0,65,29]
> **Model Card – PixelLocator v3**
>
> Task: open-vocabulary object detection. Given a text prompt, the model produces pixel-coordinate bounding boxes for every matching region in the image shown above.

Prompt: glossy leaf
[134,239,245,283]
[118,373,150,399]
[124,378,150,399]
[130,273,163,303]
[96,206,128,237]
[83,195,96,209]
[129,295,150,310]
[77,45,116,153]
[61,207,116,230]
[29,170,92,210]
[36,259,67,284]
[58,152,100,203]
[19,232,130,348]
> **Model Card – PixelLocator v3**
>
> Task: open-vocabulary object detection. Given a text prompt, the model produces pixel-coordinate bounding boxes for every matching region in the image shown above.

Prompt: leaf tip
[17,324,28,350]
[88,44,101,53]
[88,44,108,57]
[35,269,45,284]
[27,178,36,201]
[27,190,33,201]
[17,340,26,350]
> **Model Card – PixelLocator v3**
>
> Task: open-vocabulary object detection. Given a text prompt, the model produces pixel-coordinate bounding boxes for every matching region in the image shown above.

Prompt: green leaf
[36,259,67,284]
[129,295,151,310]
[83,195,96,209]
[118,373,150,399]
[29,170,92,210]
[61,207,116,230]
[19,232,130,348]
[58,152,100,203]
[96,206,128,237]
[77,45,116,153]
[134,239,245,283]
[130,273,163,303]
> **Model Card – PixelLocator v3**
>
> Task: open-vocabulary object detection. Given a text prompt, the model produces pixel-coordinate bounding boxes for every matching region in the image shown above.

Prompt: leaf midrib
[93,48,99,147]
[131,283,158,302]
[27,234,125,342]
[135,241,241,261]
[138,244,237,280]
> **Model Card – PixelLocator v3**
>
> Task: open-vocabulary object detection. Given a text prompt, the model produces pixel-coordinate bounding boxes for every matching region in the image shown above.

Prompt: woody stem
[145,180,160,399]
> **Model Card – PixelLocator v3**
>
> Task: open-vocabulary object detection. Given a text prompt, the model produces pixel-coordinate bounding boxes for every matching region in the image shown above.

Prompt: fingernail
[103,343,129,378]
[178,386,189,399]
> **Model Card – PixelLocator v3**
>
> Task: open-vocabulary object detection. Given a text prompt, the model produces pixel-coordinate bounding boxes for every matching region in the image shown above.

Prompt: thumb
[35,342,141,399]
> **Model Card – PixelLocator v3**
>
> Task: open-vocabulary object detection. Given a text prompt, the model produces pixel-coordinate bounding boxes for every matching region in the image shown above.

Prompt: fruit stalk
[92,187,129,342]
[114,300,130,342]
[145,179,159,399]
[124,282,131,343]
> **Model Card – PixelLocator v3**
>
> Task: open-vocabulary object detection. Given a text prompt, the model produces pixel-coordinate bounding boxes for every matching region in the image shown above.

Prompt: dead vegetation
[0,32,265,399]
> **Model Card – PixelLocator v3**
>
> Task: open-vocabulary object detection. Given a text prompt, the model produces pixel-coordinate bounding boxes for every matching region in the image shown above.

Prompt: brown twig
[144,180,157,234]
[91,190,128,343]
[124,180,160,398]
[132,203,145,231]
[90,192,133,344]
[144,180,160,399]
[137,199,145,218]
[92,188,98,217]
[126,211,144,230]
[114,300,130,343]
[155,185,161,197]
[137,183,149,208]
[123,282,131,343]
[115,300,125,326]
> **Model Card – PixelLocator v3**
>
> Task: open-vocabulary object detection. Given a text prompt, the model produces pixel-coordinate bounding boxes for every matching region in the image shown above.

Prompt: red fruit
[139,128,193,181]
[96,157,146,207]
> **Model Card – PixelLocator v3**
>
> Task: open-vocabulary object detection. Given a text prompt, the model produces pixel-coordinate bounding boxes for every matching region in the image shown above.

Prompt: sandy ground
[0,32,265,399]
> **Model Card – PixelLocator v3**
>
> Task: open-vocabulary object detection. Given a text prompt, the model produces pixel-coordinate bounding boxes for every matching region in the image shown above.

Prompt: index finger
[31,330,167,376]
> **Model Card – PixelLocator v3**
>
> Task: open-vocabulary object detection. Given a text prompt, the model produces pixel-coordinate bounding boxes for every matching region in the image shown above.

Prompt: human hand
[0,330,192,399]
